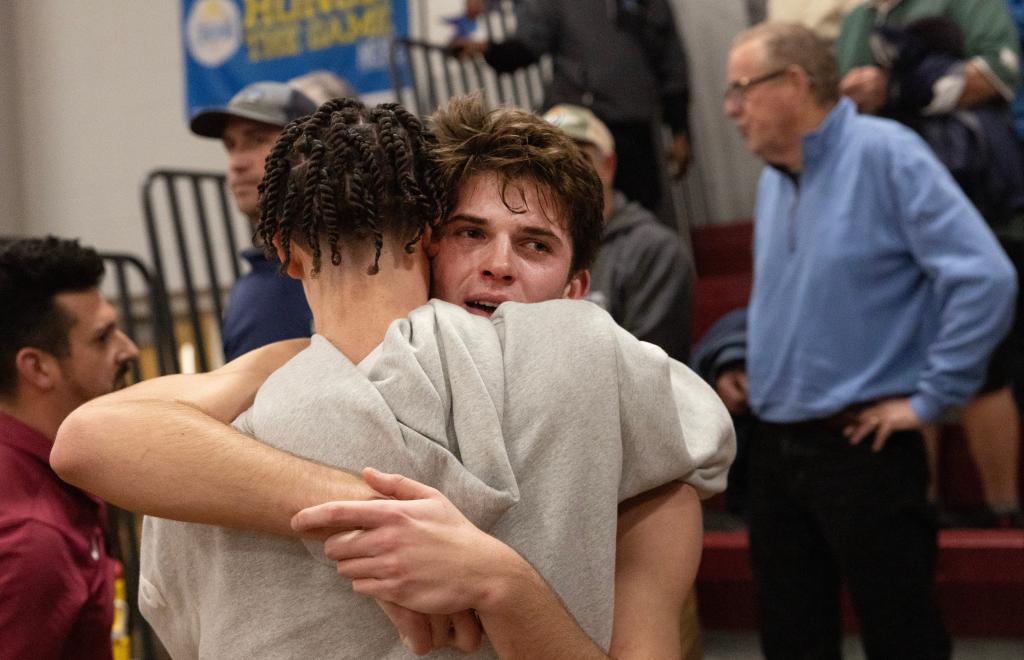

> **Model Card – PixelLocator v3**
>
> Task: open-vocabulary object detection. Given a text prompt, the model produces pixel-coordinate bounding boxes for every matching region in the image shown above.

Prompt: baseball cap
[190,81,318,138]
[541,104,615,157]
[288,70,358,105]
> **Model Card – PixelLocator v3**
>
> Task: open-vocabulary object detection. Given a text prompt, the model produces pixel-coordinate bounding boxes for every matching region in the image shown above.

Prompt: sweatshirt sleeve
[251,334,519,533]
[610,322,736,500]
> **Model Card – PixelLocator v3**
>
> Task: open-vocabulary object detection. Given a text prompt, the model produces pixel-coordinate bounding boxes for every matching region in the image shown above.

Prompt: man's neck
[304,248,430,364]
[602,186,616,225]
[775,101,836,172]
[0,398,63,442]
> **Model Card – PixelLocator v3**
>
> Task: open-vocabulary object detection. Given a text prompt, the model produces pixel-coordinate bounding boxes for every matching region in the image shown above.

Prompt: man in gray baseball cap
[190,81,319,361]
[191,80,317,139]
[543,103,694,363]
[191,81,317,225]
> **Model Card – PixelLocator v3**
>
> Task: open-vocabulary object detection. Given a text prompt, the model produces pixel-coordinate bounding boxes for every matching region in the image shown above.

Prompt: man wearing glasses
[724,22,1015,659]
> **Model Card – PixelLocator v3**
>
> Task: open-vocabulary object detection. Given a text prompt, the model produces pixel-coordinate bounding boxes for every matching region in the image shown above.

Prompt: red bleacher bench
[690,221,754,346]
[698,529,1024,637]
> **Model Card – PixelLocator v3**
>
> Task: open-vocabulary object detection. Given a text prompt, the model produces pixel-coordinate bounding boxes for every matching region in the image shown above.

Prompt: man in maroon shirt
[0,237,138,660]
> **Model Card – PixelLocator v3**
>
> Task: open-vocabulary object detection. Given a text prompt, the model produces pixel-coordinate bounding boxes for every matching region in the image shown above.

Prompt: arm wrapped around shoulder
[610,321,736,500]
[492,298,736,503]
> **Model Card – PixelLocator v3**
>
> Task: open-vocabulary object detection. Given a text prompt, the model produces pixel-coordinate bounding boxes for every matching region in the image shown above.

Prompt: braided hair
[257,98,446,275]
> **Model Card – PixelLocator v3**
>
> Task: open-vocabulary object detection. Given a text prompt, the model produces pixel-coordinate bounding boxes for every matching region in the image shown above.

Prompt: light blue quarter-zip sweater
[748,98,1016,423]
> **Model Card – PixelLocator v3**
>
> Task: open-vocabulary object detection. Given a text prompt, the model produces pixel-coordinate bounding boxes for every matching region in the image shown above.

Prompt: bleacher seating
[690,221,754,345]
[699,529,1024,637]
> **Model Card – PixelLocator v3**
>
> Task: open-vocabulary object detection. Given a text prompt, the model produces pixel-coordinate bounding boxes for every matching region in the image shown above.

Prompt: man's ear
[424,225,441,259]
[601,151,618,182]
[563,269,591,299]
[273,233,307,280]
[14,347,60,393]
[788,64,813,97]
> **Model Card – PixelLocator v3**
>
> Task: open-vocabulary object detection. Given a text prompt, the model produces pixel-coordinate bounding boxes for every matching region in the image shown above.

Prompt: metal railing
[141,169,251,373]
[389,36,546,116]
[100,252,175,380]
[391,0,546,115]
[98,251,168,659]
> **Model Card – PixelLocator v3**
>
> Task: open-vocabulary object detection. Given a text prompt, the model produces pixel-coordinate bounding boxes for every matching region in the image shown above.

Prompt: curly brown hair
[430,94,604,274]
[257,98,447,274]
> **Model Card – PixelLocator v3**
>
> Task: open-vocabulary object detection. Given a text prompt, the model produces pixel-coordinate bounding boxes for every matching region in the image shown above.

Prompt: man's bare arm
[51,339,376,536]
[294,469,613,659]
[476,560,609,660]
[465,485,704,660]
[610,482,703,659]
[52,341,479,652]
[297,475,706,660]
[958,61,1001,108]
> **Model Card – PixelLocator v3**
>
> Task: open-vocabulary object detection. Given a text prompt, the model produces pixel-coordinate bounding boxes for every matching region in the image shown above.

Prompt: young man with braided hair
[53,96,733,658]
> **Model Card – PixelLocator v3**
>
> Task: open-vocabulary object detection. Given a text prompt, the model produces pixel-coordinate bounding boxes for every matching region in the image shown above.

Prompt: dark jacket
[485,0,690,133]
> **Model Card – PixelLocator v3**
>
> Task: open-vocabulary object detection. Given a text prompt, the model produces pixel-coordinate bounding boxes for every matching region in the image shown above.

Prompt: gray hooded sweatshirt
[588,193,695,362]
[140,299,734,659]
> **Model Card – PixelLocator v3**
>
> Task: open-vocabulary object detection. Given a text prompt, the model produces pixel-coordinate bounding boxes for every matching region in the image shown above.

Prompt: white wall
[0,1,25,235]
[673,0,762,224]
[1,0,472,254]
[7,0,223,253]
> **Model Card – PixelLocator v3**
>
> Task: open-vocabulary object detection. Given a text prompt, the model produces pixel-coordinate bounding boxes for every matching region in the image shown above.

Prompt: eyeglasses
[723,68,789,105]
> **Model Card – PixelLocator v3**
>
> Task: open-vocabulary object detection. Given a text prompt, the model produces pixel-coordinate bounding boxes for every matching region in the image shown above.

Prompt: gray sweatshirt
[140,299,734,659]
[588,193,695,362]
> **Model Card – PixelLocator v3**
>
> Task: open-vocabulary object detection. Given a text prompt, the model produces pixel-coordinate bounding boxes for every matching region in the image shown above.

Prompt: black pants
[606,121,662,214]
[748,422,950,660]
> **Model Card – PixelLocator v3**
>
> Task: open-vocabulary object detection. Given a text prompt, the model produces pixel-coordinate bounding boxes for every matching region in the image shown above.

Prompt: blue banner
[182,0,409,118]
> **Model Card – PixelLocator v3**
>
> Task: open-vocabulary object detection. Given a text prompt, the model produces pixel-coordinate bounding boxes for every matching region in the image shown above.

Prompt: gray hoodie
[140,299,733,659]
[588,193,695,361]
